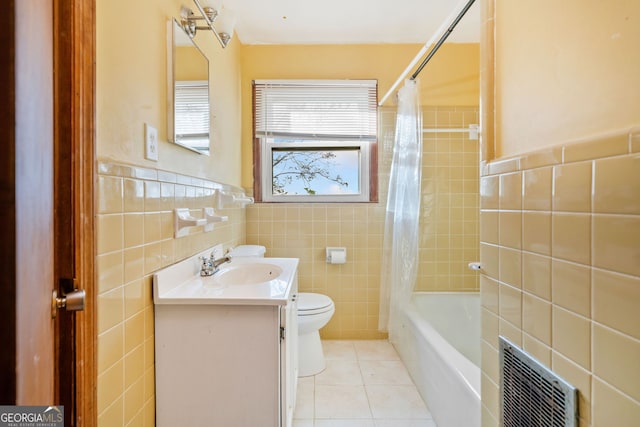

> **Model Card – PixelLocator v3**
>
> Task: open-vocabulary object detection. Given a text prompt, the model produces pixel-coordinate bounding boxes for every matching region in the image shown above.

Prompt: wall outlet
[145,123,159,161]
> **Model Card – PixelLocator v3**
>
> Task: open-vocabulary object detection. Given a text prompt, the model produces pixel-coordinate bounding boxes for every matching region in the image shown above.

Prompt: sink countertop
[153,250,299,306]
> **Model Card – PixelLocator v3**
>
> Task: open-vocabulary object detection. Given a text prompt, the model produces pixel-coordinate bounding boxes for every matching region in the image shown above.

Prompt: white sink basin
[153,244,298,305]
[213,263,283,286]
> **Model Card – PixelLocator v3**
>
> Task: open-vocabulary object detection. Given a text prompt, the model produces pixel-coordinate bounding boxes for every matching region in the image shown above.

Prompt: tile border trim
[482,126,640,176]
[97,159,245,193]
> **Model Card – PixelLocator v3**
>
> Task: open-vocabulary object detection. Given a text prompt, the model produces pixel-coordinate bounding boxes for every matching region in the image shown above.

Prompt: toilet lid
[297,293,333,313]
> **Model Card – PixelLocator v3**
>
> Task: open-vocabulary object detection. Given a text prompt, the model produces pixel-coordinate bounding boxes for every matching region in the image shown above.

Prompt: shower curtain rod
[409,0,476,80]
[378,0,476,106]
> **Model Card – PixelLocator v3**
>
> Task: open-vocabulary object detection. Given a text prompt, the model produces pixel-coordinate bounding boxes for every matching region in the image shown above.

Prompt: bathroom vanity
[153,248,299,427]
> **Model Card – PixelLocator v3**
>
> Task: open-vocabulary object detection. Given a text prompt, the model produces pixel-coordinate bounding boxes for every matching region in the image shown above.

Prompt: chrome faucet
[199,250,232,276]
[199,255,215,276]
[212,255,232,269]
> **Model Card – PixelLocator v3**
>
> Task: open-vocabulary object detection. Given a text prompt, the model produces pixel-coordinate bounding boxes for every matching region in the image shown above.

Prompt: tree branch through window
[272,151,349,195]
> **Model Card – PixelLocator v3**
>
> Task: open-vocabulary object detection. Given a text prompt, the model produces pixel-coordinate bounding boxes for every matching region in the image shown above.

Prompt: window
[253,80,378,202]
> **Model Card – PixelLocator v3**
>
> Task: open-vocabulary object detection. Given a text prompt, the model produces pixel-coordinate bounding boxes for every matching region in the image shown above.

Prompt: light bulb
[216,7,236,38]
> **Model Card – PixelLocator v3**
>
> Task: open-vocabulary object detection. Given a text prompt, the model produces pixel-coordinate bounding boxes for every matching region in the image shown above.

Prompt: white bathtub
[393,292,481,427]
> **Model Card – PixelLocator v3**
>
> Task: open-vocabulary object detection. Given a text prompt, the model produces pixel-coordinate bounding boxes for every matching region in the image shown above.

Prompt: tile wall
[246,106,480,339]
[246,202,387,339]
[93,106,481,422]
[480,127,640,426]
[417,107,480,292]
[96,161,246,426]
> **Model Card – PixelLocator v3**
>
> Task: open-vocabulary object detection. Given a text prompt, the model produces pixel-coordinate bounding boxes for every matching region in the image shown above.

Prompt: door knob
[52,289,86,318]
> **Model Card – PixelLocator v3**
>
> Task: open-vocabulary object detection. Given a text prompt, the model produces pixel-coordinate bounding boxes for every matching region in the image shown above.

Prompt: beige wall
[242,45,480,339]
[481,0,640,425]
[97,0,243,185]
[479,131,640,427]
[415,107,480,292]
[240,43,480,188]
[96,1,480,420]
[174,46,208,80]
[94,0,640,422]
[246,105,480,339]
[96,0,245,424]
[96,163,246,425]
[95,12,480,419]
[493,0,640,157]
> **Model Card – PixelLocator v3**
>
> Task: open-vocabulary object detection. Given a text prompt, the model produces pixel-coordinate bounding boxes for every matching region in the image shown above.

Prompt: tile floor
[293,340,437,427]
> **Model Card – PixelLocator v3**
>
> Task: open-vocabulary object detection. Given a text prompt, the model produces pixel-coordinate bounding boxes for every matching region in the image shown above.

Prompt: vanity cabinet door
[280,275,298,427]
[155,304,280,426]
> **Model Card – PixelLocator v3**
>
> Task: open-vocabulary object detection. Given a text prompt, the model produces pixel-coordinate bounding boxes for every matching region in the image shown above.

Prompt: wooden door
[0,0,96,425]
[53,0,97,424]
[0,0,57,404]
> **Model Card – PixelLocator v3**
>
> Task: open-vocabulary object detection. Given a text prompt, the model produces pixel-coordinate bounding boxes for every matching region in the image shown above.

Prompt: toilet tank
[229,245,266,258]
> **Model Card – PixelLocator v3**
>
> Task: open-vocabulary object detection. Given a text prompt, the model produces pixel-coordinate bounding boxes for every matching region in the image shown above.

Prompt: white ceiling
[217,0,480,45]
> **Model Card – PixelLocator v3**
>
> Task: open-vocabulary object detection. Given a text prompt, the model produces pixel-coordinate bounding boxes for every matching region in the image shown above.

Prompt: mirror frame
[167,18,211,155]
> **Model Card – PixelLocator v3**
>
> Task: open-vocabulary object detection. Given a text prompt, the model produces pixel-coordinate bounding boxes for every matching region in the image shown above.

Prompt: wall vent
[499,336,578,427]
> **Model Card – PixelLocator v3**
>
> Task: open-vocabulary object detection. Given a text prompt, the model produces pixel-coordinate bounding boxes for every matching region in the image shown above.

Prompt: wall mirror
[168,19,210,155]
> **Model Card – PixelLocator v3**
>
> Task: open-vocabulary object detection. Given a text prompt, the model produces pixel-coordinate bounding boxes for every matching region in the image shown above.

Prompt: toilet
[297,292,335,377]
[228,244,266,258]
[229,245,335,377]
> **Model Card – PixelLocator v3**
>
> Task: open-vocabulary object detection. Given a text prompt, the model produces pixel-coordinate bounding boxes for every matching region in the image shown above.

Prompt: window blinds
[254,80,377,141]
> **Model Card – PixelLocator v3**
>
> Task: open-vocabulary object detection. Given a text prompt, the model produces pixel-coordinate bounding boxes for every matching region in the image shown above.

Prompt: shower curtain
[379,79,422,338]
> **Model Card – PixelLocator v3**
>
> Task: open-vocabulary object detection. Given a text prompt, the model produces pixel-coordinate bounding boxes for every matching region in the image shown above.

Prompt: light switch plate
[145,123,159,161]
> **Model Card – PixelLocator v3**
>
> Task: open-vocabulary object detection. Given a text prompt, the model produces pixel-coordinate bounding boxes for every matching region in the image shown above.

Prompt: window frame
[261,139,372,203]
[252,79,378,203]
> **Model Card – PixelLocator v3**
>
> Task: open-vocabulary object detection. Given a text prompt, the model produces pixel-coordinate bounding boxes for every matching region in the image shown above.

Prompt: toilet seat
[297,293,334,316]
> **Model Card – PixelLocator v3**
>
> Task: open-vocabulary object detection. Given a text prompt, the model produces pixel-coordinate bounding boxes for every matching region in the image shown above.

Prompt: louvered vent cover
[499,336,578,427]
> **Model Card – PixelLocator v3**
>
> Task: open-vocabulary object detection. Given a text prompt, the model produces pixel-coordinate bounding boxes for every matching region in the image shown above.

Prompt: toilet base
[298,330,325,377]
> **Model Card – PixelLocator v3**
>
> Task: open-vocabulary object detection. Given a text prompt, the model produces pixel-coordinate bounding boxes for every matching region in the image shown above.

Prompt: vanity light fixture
[180,0,235,48]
